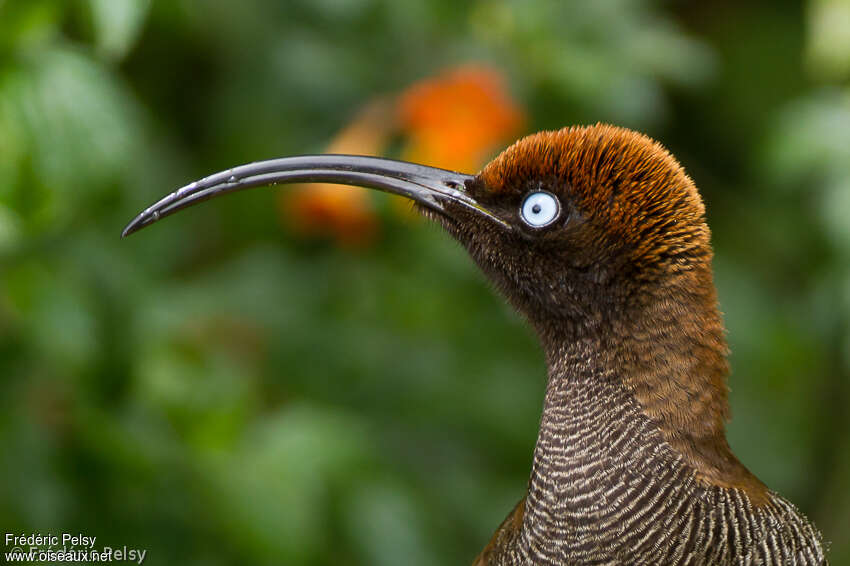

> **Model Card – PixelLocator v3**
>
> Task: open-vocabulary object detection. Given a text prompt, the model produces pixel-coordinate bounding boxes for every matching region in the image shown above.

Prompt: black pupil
[531,203,542,214]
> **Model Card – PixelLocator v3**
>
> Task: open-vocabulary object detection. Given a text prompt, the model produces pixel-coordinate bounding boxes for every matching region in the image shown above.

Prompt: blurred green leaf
[0,0,62,53]
[764,89,850,184]
[85,0,150,60]
[470,0,714,127]
[0,45,145,231]
[0,203,22,253]
[210,405,373,563]
[806,0,850,80]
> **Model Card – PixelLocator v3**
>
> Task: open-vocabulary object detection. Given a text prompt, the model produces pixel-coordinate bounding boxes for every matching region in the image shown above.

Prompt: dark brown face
[426,125,712,329]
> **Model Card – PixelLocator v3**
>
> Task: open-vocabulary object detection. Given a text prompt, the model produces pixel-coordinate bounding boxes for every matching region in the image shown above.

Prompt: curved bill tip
[122,211,155,238]
[121,154,509,237]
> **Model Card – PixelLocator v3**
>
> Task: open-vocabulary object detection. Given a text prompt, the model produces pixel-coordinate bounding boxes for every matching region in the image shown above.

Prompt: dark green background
[1,0,848,564]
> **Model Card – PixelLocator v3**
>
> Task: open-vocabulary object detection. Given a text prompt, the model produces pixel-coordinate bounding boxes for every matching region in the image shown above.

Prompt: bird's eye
[520,192,560,228]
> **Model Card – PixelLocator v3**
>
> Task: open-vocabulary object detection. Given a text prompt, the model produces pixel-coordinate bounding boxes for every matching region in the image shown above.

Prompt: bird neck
[534,262,768,503]
[514,341,823,564]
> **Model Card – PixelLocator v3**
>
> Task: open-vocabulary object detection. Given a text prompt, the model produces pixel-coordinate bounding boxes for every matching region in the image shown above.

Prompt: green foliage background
[1,0,849,563]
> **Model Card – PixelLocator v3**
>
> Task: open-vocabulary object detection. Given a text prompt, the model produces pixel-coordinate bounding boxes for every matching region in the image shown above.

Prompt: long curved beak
[121,155,508,237]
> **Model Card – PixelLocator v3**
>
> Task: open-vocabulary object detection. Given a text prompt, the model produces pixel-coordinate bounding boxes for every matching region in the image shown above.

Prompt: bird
[123,124,827,565]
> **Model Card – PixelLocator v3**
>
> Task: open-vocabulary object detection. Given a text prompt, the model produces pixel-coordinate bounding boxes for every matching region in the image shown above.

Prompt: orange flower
[281,99,395,247]
[281,66,525,243]
[286,182,378,247]
[399,66,525,173]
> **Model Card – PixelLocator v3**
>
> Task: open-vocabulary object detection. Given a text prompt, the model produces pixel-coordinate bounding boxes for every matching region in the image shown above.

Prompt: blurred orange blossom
[281,65,525,246]
[399,66,524,173]
[283,99,394,247]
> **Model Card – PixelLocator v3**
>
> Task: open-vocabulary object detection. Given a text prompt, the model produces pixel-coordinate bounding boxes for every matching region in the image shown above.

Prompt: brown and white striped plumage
[474,343,825,565]
[429,125,827,565]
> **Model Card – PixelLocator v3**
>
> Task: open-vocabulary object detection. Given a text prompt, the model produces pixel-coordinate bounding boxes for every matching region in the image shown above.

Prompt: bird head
[124,124,713,341]
[430,125,713,336]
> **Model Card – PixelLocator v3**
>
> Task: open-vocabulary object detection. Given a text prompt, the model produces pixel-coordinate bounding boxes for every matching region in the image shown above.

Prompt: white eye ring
[520,191,560,228]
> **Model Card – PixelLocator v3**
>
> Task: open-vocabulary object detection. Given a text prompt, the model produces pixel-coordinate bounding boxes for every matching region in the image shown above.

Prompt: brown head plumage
[481,125,709,277]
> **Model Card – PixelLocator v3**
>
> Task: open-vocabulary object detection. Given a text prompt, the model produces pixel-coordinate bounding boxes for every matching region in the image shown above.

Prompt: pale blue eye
[521,192,559,227]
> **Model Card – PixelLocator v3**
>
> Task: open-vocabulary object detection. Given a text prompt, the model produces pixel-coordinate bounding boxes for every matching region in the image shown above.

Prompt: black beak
[121,155,509,237]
